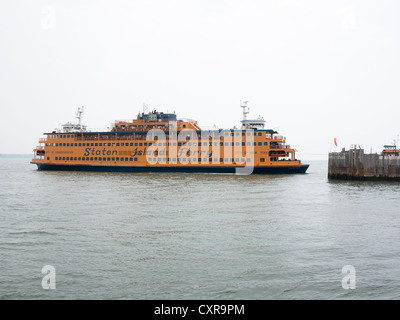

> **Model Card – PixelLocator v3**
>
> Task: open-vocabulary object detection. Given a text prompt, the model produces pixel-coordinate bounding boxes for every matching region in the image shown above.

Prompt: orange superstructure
[31,103,309,174]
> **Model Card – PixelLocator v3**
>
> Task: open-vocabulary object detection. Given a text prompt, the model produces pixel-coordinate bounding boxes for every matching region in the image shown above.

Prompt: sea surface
[1,158,400,300]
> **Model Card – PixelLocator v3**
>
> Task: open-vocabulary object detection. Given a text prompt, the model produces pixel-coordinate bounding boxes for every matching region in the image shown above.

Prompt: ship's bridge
[240,117,266,130]
[137,110,177,122]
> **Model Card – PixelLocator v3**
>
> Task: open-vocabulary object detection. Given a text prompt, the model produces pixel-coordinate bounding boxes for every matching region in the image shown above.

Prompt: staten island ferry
[31,103,309,174]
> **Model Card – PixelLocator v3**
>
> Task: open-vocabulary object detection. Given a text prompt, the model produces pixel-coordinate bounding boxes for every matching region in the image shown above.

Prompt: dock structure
[328,148,400,181]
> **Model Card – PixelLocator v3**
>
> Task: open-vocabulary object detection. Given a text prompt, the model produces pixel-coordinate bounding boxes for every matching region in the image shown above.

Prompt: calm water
[1,158,400,300]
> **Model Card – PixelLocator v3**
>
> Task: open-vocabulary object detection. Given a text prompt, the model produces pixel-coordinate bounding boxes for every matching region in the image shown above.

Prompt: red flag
[334,137,338,147]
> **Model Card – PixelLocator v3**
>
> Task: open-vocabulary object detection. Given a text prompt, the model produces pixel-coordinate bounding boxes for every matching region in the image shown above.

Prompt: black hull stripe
[35,163,309,174]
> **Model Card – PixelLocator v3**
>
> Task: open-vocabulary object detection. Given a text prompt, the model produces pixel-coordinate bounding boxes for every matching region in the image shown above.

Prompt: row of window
[48,131,267,140]
[47,141,269,147]
[55,157,138,162]
[54,157,261,163]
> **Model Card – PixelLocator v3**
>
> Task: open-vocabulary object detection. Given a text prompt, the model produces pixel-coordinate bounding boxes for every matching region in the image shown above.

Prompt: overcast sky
[1,0,399,159]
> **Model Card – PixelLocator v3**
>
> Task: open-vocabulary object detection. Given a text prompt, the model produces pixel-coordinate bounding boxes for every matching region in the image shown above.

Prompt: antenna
[76,106,84,131]
[240,100,249,120]
[143,103,148,114]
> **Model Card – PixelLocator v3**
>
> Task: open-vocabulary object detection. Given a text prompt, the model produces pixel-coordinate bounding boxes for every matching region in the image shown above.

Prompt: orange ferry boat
[31,103,309,174]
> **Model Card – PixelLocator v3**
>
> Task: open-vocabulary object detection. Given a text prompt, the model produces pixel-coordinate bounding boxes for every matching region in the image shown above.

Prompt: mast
[76,106,84,131]
[240,100,249,120]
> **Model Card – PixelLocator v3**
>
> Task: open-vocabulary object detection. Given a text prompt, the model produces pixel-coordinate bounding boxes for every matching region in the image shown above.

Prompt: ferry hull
[34,163,309,174]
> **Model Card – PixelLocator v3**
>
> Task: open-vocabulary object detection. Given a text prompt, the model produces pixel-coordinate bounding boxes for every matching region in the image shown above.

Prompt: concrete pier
[328,148,400,181]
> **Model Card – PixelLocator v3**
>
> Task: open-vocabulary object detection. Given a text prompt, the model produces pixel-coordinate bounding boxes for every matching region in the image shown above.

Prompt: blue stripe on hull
[35,163,309,174]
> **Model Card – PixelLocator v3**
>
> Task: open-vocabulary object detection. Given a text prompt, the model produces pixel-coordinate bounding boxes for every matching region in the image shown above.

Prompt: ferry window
[241,158,245,162]
[224,142,228,146]
[139,143,142,146]
[247,142,251,146]
[130,143,133,146]
[260,158,265,162]
[116,157,119,161]
[163,142,167,146]
[241,132,245,136]
[172,158,176,162]
[258,132,262,136]
[183,124,186,128]
[235,142,240,146]
[235,158,239,162]
[66,143,69,147]
[198,158,201,162]
[253,142,257,146]
[159,157,163,162]
[247,158,251,162]
[112,143,115,147]
[74,157,77,161]
[55,143,58,147]
[125,157,128,161]
[120,158,124,161]
[135,143,138,146]
[94,157,97,161]
[79,143,82,146]
[62,143,66,147]
[129,158,133,161]
[111,158,115,161]
[198,142,202,146]
[220,142,223,146]
[153,158,157,162]
[220,158,223,163]
[95,143,98,147]
[55,157,58,160]
[62,157,65,160]
[178,142,182,146]
[258,142,262,146]
[264,142,268,146]
[203,158,208,162]
[107,157,110,161]
[89,157,93,161]
[78,157,81,161]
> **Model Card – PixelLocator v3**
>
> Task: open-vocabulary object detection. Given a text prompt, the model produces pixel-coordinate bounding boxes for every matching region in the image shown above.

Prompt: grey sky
[1,0,399,159]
